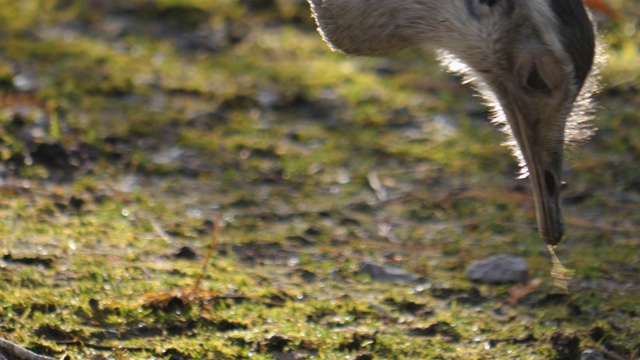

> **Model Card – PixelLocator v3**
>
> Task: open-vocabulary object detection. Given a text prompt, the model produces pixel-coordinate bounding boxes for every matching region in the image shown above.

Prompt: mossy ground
[0,0,638,359]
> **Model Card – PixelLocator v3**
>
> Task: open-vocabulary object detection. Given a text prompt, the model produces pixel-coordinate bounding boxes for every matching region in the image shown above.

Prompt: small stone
[466,254,529,284]
[296,269,317,283]
[276,351,308,360]
[360,261,416,283]
[581,349,606,360]
[13,73,40,92]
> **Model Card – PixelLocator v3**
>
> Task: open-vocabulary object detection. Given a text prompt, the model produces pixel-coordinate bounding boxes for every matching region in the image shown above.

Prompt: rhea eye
[466,0,497,18]
[526,67,551,94]
[479,0,499,6]
[466,0,513,19]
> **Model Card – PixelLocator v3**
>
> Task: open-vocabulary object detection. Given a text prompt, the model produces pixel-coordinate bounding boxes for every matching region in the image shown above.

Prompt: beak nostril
[544,170,557,196]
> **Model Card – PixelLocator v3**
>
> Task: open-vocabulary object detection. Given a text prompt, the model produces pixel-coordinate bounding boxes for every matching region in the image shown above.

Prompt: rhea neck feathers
[307,0,600,158]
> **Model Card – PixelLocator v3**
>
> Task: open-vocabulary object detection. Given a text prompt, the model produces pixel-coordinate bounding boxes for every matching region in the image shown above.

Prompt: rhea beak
[503,93,566,246]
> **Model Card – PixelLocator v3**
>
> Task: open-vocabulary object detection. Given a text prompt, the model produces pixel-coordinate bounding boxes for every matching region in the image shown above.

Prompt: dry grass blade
[367,171,387,201]
[507,279,542,306]
[192,213,221,293]
[547,245,575,294]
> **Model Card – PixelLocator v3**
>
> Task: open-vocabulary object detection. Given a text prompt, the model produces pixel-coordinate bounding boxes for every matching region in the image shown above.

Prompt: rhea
[307,0,598,245]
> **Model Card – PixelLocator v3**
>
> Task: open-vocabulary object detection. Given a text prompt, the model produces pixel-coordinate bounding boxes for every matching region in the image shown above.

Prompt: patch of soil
[409,322,461,341]
[550,331,580,359]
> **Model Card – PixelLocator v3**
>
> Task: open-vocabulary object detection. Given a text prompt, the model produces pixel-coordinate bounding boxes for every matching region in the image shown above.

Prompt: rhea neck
[307,0,445,56]
[309,0,594,91]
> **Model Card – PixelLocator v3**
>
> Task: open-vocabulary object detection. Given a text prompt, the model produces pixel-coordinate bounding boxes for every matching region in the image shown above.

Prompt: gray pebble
[581,349,606,360]
[466,254,529,284]
[360,261,416,283]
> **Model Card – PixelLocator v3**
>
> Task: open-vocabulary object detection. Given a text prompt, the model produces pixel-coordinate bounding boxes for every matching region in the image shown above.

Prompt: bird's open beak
[504,95,565,245]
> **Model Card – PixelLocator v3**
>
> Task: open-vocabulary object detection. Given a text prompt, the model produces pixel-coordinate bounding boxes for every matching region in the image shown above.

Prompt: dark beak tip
[546,236,562,246]
[544,227,564,246]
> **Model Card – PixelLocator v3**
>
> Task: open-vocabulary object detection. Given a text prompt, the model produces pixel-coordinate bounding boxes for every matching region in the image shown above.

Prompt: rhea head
[307,0,598,245]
